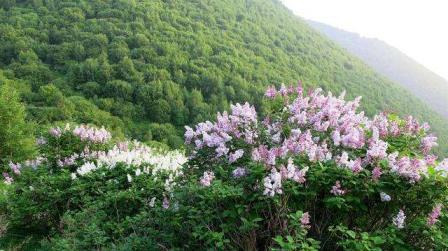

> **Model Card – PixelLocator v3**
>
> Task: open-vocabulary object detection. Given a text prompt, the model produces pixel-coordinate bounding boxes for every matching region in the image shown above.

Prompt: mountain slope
[308,20,448,119]
[0,0,447,155]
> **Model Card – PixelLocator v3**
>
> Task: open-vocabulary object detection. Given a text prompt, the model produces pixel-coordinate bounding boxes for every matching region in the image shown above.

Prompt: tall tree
[0,84,35,166]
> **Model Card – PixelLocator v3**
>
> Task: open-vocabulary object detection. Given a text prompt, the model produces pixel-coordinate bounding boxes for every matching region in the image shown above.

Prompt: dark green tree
[0,84,35,165]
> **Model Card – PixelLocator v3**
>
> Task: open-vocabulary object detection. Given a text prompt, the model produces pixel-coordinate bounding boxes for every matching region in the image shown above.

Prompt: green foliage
[0,84,35,166]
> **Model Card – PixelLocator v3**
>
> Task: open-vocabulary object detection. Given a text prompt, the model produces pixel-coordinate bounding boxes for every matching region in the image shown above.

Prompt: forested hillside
[1,0,447,154]
[308,20,448,119]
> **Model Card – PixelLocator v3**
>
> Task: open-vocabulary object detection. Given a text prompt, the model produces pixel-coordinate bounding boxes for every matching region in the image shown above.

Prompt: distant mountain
[308,20,448,119]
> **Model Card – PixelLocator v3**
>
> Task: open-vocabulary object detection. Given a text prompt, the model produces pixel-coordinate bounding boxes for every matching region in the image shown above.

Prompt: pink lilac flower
[427,204,443,226]
[421,122,430,132]
[186,85,438,198]
[424,155,437,166]
[332,130,341,146]
[73,125,111,143]
[367,139,388,159]
[228,149,244,163]
[184,126,195,144]
[371,113,389,137]
[216,144,229,157]
[49,127,62,137]
[389,154,426,183]
[232,167,247,178]
[265,86,277,98]
[281,158,308,183]
[341,127,365,149]
[405,116,420,134]
[230,102,257,123]
[162,196,170,209]
[421,135,438,154]
[296,81,303,95]
[300,212,311,229]
[3,173,13,185]
[389,121,400,136]
[9,162,21,175]
[372,167,382,181]
[348,158,363,173]
[200,171,215,187]
[263,169,282,197]
[57,154,78,167]
[330,181,346,196]
[279,83,288,96]
[393,209,406,229]
[380,192,391,202]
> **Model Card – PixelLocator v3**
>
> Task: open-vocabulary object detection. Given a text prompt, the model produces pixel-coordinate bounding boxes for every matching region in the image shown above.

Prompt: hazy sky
[281,0,448,81]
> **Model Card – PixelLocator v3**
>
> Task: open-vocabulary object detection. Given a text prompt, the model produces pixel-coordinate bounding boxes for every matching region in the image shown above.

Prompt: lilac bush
[2,86,448,250]
[181,84,448,249]
[2,124,187,247]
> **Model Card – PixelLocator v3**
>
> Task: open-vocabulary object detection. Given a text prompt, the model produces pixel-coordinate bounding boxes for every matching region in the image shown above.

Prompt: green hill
[0,0,447,155]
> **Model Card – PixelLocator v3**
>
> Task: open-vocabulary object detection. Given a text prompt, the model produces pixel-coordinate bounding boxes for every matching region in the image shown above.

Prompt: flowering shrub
[1,124,186,249]
[179,84,448,249]
[2,86,448,250]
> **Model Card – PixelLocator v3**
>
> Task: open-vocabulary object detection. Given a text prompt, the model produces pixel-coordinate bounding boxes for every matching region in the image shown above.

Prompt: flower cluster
[73,125,111,144]
[74,141,186,192]
[427,204,443,226]
[3,125,187,194]
[48,124,111,144]
[186,85,438,198]
[57,154,79,167]
[185,84,447,236]
[330,181,346,196]
[300,212,311,229]
[380,192,391,202]
[199,171,215,187]
[393,209,406,229]
[263,169,282,196]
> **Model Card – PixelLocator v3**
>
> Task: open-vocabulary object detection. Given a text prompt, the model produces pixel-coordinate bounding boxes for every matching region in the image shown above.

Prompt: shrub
[2,85,448,250]
[1,124,186,249]
[178,84,448,249]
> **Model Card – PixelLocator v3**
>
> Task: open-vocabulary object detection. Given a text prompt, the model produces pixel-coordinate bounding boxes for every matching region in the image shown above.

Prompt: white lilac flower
[149,197,156,207]
[77,162,97,176]
[263,169,282,197]
[380,192,391,202]
[393,209,406,229]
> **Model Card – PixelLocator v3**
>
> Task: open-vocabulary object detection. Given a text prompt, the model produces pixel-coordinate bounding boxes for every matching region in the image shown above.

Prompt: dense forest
[309,20,448,119]
[1,0,448,155]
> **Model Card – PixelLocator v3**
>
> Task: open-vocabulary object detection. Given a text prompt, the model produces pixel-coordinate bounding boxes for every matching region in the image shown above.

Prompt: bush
[1,124,186,249]
[2,85,448,250]
[178,85,448,249]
